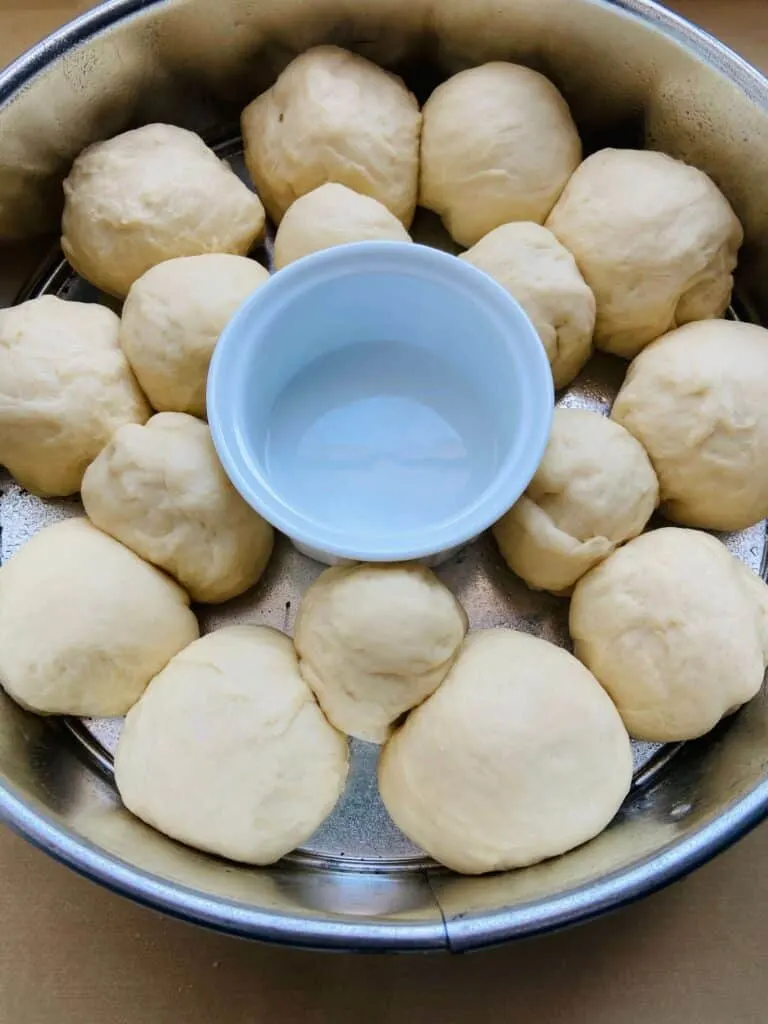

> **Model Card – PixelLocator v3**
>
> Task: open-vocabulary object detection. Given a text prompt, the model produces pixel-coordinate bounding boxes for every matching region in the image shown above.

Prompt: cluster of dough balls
[0,43,767,878]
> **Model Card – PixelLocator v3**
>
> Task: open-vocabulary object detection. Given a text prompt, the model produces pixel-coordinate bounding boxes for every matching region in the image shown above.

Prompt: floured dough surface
[274,183,411,268]
[115,626,349,865]
[546,148,743,358]
[0,518,198,717]
[612,320,768,531]
[461,222,595,387]
[570,528,768,741]
[120,254,269,418]
[295,563,467,743]
[62,123,265,297]
[379,629,632,874]
[242,46,421,226]
[420,62,581,246]
[493,407,658,593]
[82,413,274,604]
[0,295,149,496]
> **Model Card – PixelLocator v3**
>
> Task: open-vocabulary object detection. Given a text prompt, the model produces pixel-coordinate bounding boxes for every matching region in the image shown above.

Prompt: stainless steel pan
[0,0,766,951]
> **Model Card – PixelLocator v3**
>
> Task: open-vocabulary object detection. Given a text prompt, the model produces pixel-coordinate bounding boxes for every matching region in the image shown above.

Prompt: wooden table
[1,3,767,1022]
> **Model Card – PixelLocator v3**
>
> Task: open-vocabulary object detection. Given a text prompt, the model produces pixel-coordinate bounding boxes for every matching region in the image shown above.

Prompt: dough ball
[0,296,149,497]
[493,408,659,593]
[546,148,743,358]
[115,625,348,864]
[295,563,467,743]
[82,413,274,604]
[379,629,632,874]
[570,528,768,741]
[273,183,411,269]
[419,63,581,246]
[62,123,266,297]
[611,320,768,531]
[241,46,421,226]
[0,518,198,717]
[460,222,595,387]
[120,254,269,418]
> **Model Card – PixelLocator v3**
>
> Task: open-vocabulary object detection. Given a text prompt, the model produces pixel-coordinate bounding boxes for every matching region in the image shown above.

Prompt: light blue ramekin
[208,241,553,565]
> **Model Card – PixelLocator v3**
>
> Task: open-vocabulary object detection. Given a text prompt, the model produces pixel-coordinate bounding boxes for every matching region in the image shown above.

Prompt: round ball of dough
[62,123,266,297]
[570,528,768,741]
[493,408,659,593]
[0,518,199,717]
[419,63,581,247]
[294,563,468,743]
[273,183,412,269]
[379,629,632,874]
[460,222,595,387]
[120,254,269,418]
[241,46,421,226]
[611,320,768,531]
[81,413,274,604]
[0,296,149,497]
[115,625,348,865]
[546,148,743,358]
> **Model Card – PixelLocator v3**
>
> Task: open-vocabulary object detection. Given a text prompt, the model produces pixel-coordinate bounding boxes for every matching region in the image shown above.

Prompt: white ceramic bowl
[207,240,554,565]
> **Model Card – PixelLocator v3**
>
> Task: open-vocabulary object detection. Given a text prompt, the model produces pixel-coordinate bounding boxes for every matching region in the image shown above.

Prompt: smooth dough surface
[546,148,743,358]
[461,222,595,387]
[611,320,768,531]
[241,46,421,226]
[82,413,274,604]
[115,625,349,865]
[295,563,467,743]
[62,123,266,297]
[570,528,768,741]
[0,518,198,717]
[419,62,581,246]
[493,408,658,593]
[273,183,411,268]
[0,296,149,496]
[378,629,632,874]
[120,254,269,418]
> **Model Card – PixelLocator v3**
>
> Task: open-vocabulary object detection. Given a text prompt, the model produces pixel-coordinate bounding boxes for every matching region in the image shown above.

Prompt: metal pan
[0,0,767,951]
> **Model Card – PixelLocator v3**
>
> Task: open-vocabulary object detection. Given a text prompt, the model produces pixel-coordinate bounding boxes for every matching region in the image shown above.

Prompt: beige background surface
[0,1,767,1021]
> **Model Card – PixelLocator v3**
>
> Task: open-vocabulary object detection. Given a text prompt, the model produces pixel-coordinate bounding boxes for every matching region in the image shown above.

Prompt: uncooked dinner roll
[546,148,743,358]
[493,408,658,593]
[419,63,581,246]
[120,254,269,418]
[273,183,411,269]
[295,563,467,743]
[611,320,768,531]
[379,629,632,874]
[570,528,768,741]
[460,222,595,387]
[82,413,274,604]
[241,46,421,226]
[0,519,198,717]
[62,123,266,297]
[115,626,348,864]
[0,296,149,496]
